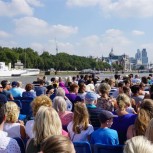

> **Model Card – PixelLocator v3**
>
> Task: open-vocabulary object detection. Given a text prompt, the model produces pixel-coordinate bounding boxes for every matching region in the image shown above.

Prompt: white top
[0,130,21,153]
[4,123,21,138]
[67,121,94,142]
[25,120,34,138]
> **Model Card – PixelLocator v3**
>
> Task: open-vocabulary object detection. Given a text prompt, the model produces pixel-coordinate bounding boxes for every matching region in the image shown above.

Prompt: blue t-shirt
[90,128,119,145]
[9,87,22,98]
[34,86,46,96]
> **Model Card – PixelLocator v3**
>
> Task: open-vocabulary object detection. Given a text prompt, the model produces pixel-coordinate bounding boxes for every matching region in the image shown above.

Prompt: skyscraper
[135,49,141,60]
[142,48,148,64]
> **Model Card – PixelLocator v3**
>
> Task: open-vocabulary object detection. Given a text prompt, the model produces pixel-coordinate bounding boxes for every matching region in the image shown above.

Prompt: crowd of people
[1,73,153,152]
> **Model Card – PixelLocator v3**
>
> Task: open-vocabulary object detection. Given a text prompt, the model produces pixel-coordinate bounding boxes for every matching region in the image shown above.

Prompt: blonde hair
[5,102,20,122]
[116,94,130,111]
[73,102,89,134]
[53,96,67,112]
[98,83,111,95]
[31,95,52,116]
[33,106,62,145]
[135,99,153,136]
[124,136,153,153]
[145,118,153,142]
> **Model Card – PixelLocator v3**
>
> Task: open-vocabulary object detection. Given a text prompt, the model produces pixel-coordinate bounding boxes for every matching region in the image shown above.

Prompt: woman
[40,135,75,153]
[67,102,94,142]
[77,82,86,101]
[97,83,116,111]
[145,118,153,142]
[127,99,153,139]
[53,96,73,127]
[4,102,26,140]
[26,106,65,153]
[111,93,137,145]
[25,95,52,138]
[22,83,36,99]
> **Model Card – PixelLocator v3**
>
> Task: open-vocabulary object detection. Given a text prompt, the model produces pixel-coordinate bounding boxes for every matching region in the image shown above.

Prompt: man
[0,104,21,153]
[1,80,14,101]
[90,110,119,145]
[0,84,7,104]
[85,91,102,127]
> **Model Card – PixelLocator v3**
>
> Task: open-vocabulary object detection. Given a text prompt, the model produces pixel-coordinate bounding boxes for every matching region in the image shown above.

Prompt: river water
[0,72,151,88]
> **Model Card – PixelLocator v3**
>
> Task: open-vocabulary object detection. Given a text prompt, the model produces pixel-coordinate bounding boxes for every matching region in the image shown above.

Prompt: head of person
[85,91,97,105]
[145,118,153,143]
[124,136,153,153]
[33,106,62,145]
[11,81,18,88]
[0,84,3,92]
[139,82,146,90]
[135,99,153,136]
[141,76,148,84]
[78,82,86,93]
[124,79,131,87]
[5,102,19,123]
[0,104,5,125]
[56,87,65,97]
[31,95,52,117]
[108,79,116,87]
[98,110,117,128]
[1,80,11,90]
[118,82,125,93]
[53,96,67,113]
[131,85,140,95]
[123,86,131,97]
[40,135,75,153]
[116,94,131,111]
[69,83,79,94]
[98,83,111,96]
[25,83,34,91]
[73,102,89,134]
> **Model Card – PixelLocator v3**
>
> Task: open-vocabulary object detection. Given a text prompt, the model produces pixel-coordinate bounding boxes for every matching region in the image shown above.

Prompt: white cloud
[0,0,33,17]
[66,0,153,18]
[14,17,78,38]
[0,30,11,38]
[132,30,145,36]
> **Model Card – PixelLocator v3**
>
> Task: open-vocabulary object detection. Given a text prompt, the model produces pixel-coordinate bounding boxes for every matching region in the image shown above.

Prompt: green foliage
[0,46,111,70]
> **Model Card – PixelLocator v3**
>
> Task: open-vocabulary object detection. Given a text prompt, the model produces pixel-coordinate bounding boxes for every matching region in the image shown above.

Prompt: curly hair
[5,102,19,123]
[135,99,153,136]
[31,95,52,116]
[73,102,89,134]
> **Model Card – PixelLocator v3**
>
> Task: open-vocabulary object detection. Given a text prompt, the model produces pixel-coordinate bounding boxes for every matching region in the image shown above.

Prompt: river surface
[0,72,151,88]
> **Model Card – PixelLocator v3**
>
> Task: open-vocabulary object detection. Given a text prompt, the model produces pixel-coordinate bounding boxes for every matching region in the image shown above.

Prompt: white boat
[0,62,40,77]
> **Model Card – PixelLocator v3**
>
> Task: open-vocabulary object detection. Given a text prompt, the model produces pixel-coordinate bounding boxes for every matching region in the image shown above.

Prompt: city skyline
[0,0,153,62]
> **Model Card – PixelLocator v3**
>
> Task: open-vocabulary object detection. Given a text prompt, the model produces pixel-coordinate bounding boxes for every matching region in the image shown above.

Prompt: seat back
[20,98,33,118]
[13,137,25,153]
[94,144,124,153]
[73,142,92,153]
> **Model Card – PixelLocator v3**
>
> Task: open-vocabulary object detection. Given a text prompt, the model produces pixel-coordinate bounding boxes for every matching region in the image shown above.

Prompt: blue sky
[0,0,153,62]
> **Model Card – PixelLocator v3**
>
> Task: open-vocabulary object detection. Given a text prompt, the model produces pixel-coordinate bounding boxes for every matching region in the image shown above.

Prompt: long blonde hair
[135,99,153,136]
[33,106,62,145]
[5,102,20,123]
[145,118,153,142]
[73,102,89,134]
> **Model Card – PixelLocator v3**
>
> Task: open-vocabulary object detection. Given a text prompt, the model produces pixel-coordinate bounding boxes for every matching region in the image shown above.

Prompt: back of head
[53,96,67,112]
[116,94,130,110]
[124,136,153,153]
[33,106,62,145]
[98,83,111,95]
[145,118,153,143]
[5,102,19,123]
[31,95,52,116]
[0,104,5,125]
[131,85,140,94]
[41,135,75,153]
[56,87,65,97]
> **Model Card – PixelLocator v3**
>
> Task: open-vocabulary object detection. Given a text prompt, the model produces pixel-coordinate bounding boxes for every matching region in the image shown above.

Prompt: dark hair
[1,80,9,88]
[78,82,85,93]
[131,85,140,94]
[41,135,74,153]
[25,83,33,91]
[0,104,5,124]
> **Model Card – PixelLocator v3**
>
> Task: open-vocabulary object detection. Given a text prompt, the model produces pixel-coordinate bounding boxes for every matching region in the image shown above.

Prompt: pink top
[58,111,73,126]
[62,130,69,137]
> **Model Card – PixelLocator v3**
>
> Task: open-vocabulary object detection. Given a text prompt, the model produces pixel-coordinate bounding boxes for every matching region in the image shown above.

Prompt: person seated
[0,84,7,104]
[34,80,46,96]
[124,136,153,153]
[90,110,119,145]
[53,96,73,128]
[26,106,68,153]
[4,102,26,140]
[67,102,94,142]
[0,104,20,153]
[40,135,75,153]
[9,81,22,98]
[22,83,36,99]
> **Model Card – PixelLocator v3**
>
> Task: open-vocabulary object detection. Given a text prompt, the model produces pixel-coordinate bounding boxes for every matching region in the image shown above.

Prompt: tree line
[0,46,112,71]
